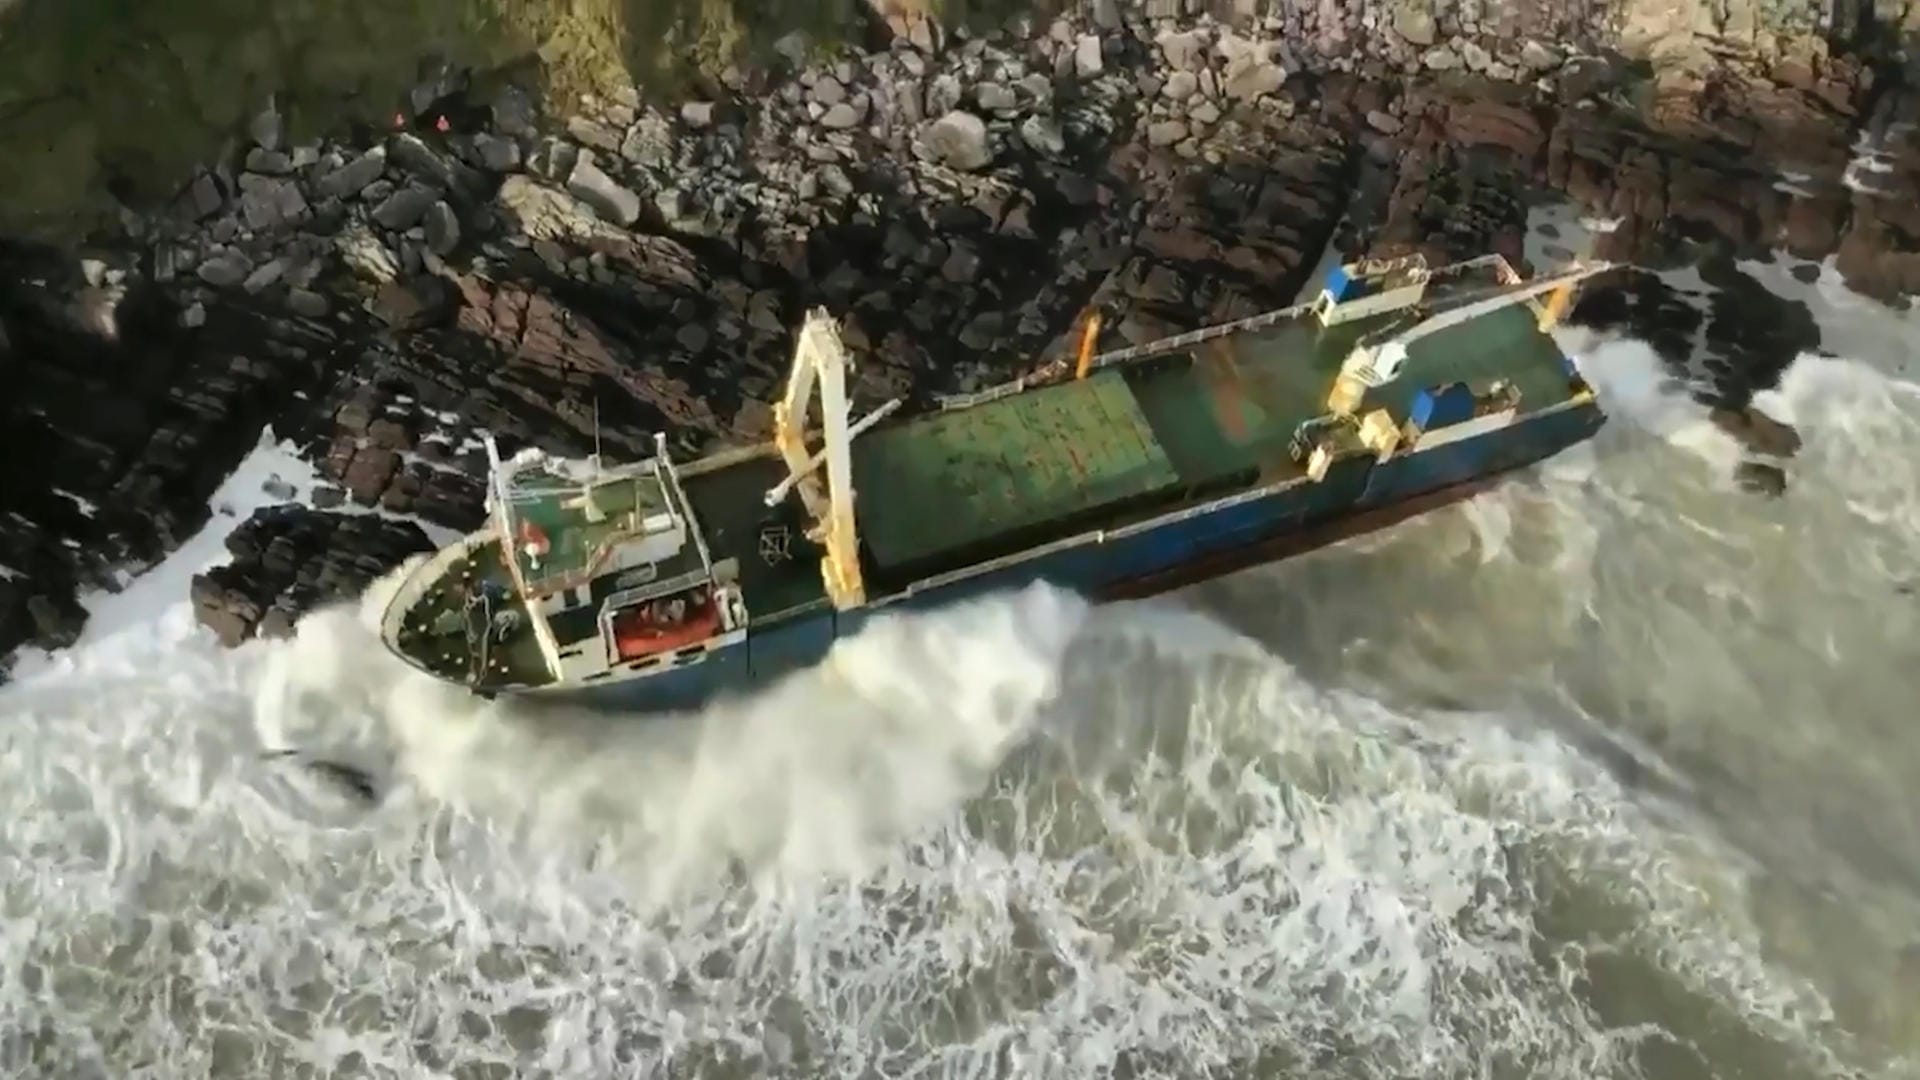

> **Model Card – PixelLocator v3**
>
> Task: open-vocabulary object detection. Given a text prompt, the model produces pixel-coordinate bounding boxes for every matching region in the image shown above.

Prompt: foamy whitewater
[4,236,1920,1078]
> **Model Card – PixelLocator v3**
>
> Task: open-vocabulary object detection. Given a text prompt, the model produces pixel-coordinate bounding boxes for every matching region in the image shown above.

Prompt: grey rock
[473,132,522,172]
[181,301,207,328]
[245,147,293,175]
[1158,29,1204,71]
[1365,108,1404,134]
[1222,54,1287,101]
[1164,71,1199,99]
[241,258,286,293]
[676,323,710,353]
[820,102,863,129]
[812,77,847,107]
[287,288,330,318]
[336,224,400,283]
[1190,100,1222,125]
[1074,35,1105,78]
[927,73,963,117]
[924,110,993,171]
[748,291,783,333]
[941,242,981,283]
[567,116,623,153]
[1394,3,1438,46]
[1019,114,1066,157]
[813,164,854,197]
[1091,0,1121,30]
[1147,119,1188,147]
[681,101,716,128]
[566,154,642,226]
[620,113,675,169]
[1461,41,1492,72]
[976,82,1018,112]
[318,148,386,199]
[188,173,224,218]
[425,201,460,255]
[1520,39,1562,69]
[371,184,437,230]
[1423,45,1461,70]
[237,174,308,230]
[388,133,481,197]
[908,14,938,52]
[196,250,252,288]
[492,85,538,137]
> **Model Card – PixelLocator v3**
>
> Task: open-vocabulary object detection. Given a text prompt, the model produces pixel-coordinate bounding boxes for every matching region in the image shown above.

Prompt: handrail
[931,253,1549,413]
[933,298,1317,411]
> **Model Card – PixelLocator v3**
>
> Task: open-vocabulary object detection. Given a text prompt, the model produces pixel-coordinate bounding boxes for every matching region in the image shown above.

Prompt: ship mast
[770,308,871,610]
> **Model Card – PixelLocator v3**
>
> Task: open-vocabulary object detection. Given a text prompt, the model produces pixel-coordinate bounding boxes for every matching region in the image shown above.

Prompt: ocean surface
[3,246,1919,1079]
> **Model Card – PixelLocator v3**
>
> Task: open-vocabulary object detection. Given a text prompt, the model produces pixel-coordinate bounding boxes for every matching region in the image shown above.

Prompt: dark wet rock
[373,275,459,331]
[191,505,433,646]
[25,593,86,650]
[0,240,371,666]
[1713,405,1803,459]
[196,250,253,288]
[236,174,309,231]
[183,173,225,220]
[1734,460,1788,497]
[319,149,388,199]
[287,288,330,319]
[472,132,522,173]
[371,184,437,230]
[387,133,487,202]
[245,148,294,175]
[1696,258,1822,407]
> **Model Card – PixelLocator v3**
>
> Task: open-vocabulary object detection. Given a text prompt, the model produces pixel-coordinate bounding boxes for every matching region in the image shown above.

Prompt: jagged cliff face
[0,0,1906,235]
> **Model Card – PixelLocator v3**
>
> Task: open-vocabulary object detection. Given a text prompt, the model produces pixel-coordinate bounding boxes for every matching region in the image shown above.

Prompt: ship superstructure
[380,252,1613,707]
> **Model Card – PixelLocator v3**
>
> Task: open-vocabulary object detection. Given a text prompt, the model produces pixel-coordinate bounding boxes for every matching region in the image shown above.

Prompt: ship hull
[509,400,1603,716]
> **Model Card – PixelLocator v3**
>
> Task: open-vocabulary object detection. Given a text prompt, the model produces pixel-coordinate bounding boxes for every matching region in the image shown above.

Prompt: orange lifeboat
[612,588,721,661]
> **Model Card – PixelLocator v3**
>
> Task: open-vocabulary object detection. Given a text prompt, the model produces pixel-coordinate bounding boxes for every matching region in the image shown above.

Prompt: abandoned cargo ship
[379,252,1613,710]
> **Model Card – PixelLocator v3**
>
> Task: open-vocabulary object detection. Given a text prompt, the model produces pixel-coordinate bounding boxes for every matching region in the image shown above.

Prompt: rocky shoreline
[2,0,1917,668]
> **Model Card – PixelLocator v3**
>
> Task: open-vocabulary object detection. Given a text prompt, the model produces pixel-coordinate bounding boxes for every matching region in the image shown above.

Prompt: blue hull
[533,402,1603,714]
